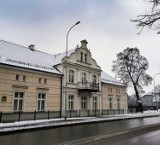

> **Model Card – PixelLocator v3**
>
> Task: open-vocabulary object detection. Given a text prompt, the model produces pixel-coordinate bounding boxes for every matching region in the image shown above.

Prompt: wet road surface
[0,116,160,145]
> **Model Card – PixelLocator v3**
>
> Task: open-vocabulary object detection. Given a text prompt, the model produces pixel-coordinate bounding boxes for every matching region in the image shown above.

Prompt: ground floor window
[109,98,112,109]
[81,96,87,110]
[13,92,24,111]
[93,96,98,110]
[68,95,74,110]
[38,93,46,111]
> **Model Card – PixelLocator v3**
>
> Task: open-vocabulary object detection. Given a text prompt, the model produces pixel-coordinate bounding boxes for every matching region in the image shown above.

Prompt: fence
[0,109,125,123]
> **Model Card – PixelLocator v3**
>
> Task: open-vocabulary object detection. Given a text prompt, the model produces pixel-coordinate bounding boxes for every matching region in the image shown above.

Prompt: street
[1,116,160,145]
[78,128,160,145]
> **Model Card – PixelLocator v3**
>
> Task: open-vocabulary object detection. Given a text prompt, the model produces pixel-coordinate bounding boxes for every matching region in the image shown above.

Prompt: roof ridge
[0,39,28,49]
[0,39,55,56]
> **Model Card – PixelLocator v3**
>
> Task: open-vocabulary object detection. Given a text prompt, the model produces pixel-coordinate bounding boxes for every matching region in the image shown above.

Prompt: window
[81,96,87,110]
[39,78,47,84]
[109,98,112,109]
[13,92,24,111]
[38,93,46,111]
[16,75,26,82]
[85,54,87,63]
[93,97,98,110]
[82,73,86,84]
[80,52,83,62]
[39,78,42,83]
[44,79,47,84]
[92,75,97,84]
[108,88,112,92]
[116,89,120,93]
[68,95,74,110]
[69,70,74,83]
[16,74,19,81]
[117,98,120,109]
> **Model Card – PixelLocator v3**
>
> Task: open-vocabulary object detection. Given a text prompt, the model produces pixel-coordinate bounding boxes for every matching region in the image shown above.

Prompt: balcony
[78,82,99,92]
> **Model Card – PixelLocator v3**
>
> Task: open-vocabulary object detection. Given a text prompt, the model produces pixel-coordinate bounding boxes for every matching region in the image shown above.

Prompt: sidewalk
[0,110,160,134]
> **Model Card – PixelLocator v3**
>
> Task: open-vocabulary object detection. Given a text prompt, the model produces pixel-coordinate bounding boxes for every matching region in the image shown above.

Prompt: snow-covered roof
[0,39,62,75]
[101,71,126,86]
[53,48,76,66]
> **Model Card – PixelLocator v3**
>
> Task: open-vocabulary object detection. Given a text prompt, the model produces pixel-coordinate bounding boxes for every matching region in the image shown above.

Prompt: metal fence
[0,109,125,123]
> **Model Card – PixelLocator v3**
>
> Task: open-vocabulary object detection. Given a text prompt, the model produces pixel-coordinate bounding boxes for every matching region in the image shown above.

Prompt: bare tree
[155,84,160,94]
[132,0,160,34]
[112,47,152,112]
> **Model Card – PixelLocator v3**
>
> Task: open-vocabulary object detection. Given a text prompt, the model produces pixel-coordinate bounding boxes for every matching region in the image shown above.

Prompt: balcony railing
[78,82,99,92]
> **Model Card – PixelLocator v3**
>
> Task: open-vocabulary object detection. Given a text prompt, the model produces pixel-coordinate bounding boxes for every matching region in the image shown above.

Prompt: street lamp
[153,73,160,111]
[64,21,80,120]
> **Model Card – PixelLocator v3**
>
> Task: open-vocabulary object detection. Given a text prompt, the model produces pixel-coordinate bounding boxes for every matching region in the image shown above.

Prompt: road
[77,128,160,145]
[1,116,160,145]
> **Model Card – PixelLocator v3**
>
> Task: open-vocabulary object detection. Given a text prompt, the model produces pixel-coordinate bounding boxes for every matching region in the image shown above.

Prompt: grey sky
[0,0,159,94]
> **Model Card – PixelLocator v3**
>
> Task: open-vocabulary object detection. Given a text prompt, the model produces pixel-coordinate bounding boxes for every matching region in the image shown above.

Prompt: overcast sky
[0,0,159,94]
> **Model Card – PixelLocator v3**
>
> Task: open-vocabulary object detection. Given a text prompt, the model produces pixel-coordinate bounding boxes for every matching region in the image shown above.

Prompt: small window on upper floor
[44,79,47,84]
[116,89,120,93]
[16,74,26,82]
[85,54,87,63]
[39,78,42,83]
[39,78,47,84]
[80,52,83,62]
[108,88,112,93]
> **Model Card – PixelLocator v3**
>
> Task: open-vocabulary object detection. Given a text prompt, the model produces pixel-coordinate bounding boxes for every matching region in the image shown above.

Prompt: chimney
[80,39,88,48]
[28,44,35,51]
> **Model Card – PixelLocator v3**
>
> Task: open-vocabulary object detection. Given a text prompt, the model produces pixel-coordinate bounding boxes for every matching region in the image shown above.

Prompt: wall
[0,65,62,112]
[102,83,128,111]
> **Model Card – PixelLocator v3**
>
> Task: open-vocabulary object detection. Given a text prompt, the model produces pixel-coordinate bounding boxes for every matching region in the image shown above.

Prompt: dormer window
[81,52,83,62]
[85,54,87,63]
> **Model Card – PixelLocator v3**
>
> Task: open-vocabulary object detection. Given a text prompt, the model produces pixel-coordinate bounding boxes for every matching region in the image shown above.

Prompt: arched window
[81,52,83,62]
[85,54,87,63]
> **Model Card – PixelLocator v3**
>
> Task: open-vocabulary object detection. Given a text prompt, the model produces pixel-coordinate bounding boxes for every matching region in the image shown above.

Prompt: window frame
[92,74,97,84]
[81,72,86,84]
[81,96,87,110]
[13,92,24,112]
[93,96,98,110]
[68,70,74,83]
[109,98,112,109]
[37,93,46,111]
[117,98,120,109]
[108,88,112,93]
[85,53,87,63]
[16,74,26,82]
[68,95,74,110]
[80,52,83,62]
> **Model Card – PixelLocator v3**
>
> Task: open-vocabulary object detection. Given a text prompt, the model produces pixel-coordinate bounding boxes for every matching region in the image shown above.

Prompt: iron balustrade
[78,82,99,92]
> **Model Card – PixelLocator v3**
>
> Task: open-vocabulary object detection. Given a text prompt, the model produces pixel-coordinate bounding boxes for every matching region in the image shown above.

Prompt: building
[101,71,128,114]
[0,39,127,121]
[141,92,160,110]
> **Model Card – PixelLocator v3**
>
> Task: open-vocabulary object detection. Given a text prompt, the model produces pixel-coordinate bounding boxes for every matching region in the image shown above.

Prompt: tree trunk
[133,84,143,113]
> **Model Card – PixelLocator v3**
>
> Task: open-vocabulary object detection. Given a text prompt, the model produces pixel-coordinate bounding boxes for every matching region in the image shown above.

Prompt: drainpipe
[60,76,63,118]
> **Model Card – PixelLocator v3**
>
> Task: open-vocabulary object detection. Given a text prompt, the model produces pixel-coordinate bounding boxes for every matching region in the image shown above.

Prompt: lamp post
[153,73,160,111]
[64,21,80,120]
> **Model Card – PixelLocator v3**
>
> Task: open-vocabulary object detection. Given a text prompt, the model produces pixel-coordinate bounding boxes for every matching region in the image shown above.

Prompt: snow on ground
[1,110,160,133]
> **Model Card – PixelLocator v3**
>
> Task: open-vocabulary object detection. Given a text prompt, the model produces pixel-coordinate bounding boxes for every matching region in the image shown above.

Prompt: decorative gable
[67,40,101,70]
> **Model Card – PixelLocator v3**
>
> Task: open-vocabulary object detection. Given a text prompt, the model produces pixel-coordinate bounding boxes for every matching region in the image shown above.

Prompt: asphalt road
[1,116,160,145]
[66,123,160,145]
